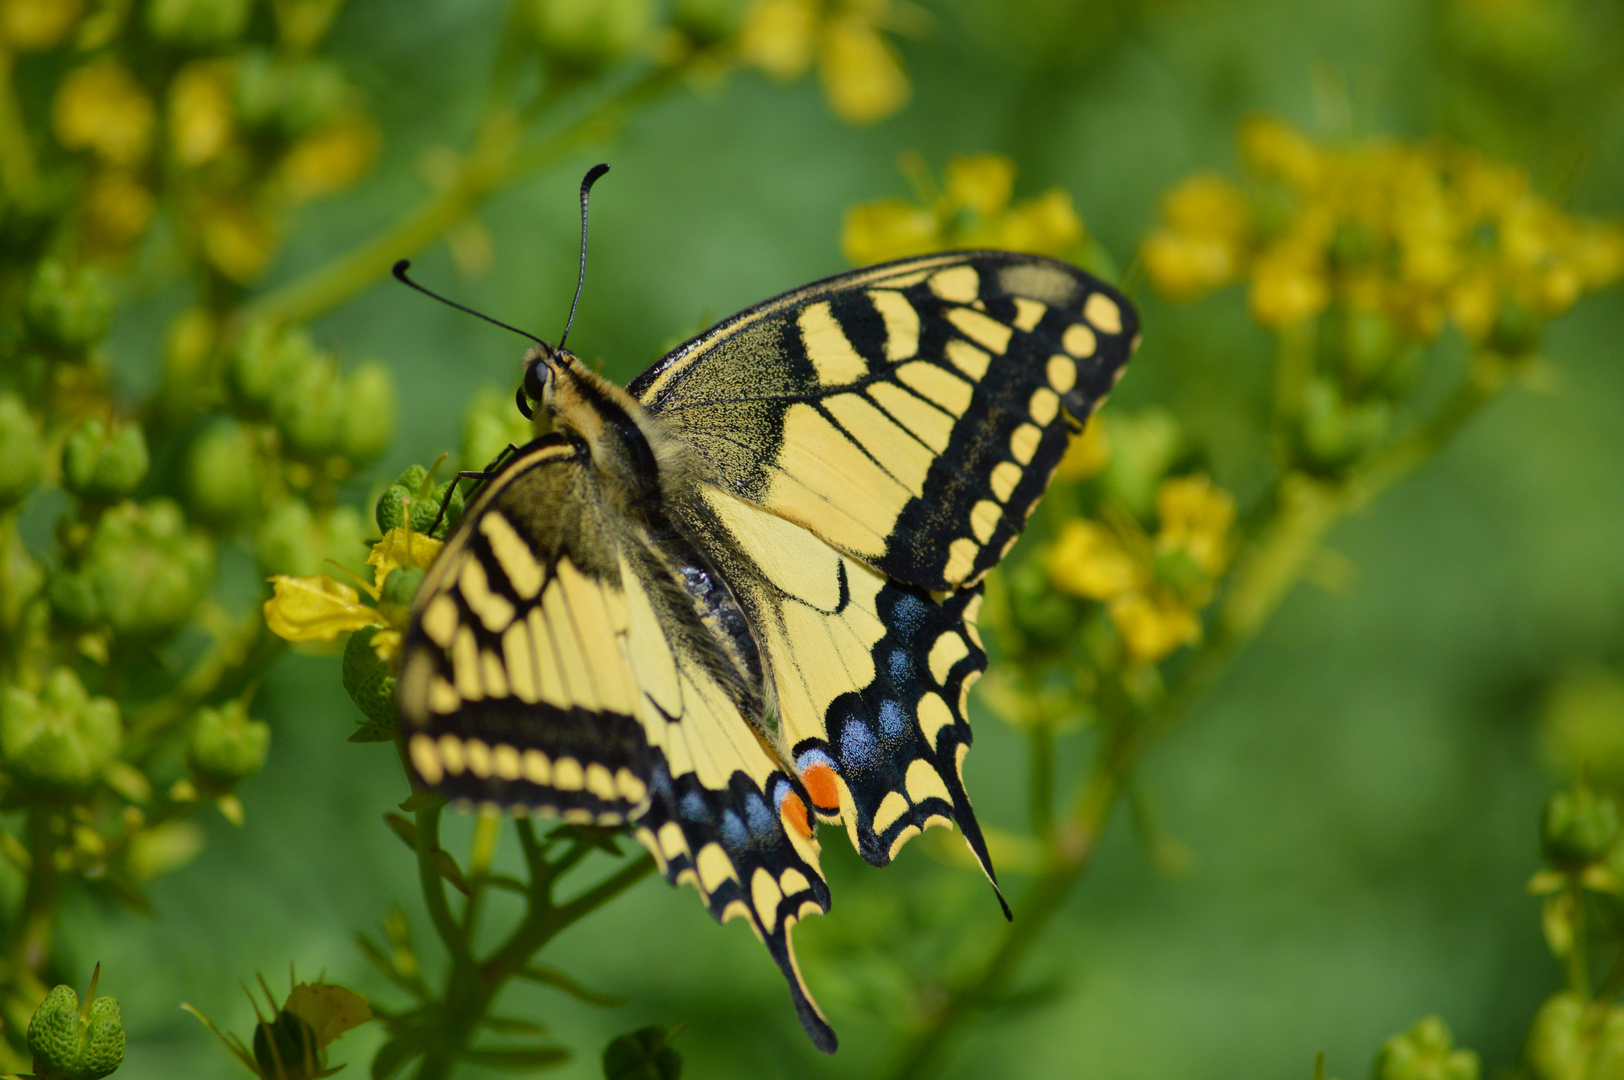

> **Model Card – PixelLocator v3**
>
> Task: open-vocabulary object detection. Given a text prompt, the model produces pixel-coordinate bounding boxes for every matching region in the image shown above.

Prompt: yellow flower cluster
[40,9,377,276]
[739,0,912,124]
[842,153,1086,266]
[1142,117,1624,343]
[263,527,441,659]
[1046,473,1235,665]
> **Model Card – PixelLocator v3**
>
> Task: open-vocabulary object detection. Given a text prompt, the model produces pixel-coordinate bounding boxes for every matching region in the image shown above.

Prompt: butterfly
[394,177,1137,1052]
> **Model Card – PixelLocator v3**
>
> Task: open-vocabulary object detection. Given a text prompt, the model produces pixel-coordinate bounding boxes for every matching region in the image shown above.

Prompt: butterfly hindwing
[397,436,838,1052]
[678,486,1000,898]
[631,250,1138,590]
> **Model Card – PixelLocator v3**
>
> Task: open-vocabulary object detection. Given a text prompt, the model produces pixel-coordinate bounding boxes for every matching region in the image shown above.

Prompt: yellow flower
[944,154,1014,217]
[738,0,818,78]
[53,59,156,167]
[1239,115,1322,192]
[1054,415,1109,482]
[82,171,155,251]
[1046,519,1144,600]
[169,63,235,168]
[820,12,908,123]
[1142,230,1239,301]
[199,200,278,283]
[994,188,1084,254]
[740,0,910,125]
[0,0,80,49]
[1108,591,1201,664]
[1248,245,1329,328]
[264,527,441,645]
[366,527,443,593]
[280,115,380,201]
[841,153,1087,264]
[263,575,385,642]
[1154,474,1234,577]
[841,199,938,264]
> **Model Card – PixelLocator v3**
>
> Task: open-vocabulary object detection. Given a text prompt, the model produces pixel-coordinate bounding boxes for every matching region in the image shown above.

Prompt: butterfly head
[517,342,577,426]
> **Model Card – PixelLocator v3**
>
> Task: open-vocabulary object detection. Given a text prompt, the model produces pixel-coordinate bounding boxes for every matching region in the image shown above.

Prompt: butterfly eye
[522,358,550,405]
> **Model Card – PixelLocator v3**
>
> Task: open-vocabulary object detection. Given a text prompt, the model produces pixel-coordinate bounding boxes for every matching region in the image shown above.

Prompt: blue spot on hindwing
[888,647,913,686]
[680,791,708,823]
[840,711,878,770]
[720,809,749,851]
[878,699,906,740]
[745,792,776,837]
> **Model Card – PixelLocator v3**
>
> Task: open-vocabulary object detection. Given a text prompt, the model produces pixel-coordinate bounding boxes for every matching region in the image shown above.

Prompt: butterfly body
[397,251,1138,1052]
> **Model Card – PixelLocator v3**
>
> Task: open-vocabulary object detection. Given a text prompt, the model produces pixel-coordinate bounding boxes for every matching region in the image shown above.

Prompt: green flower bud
[185,419,260,524]
[186,700,270,786]
[1373,1016,1479,1080]
[343,627,397,727]
[26,260,113,350]
[27,981,125,1080]
[255,500,367,577]
[378,566,424,625]
[1543,783,1620,870]
[252,1009,321,1080]
[62,417,150,501]
[602,1025,682,1080]
[0,667,122,792]
[1299,377,1390,472]
[375,466,464,541]
[461,386,533,473]
[1101,407,1183,520]
[146,0,251,43]
[127,820,205,879]
[230,322,322,411]
[53,500,214,636]
[271,355,347,459]
[0,393,45,505]
[0,518,46,632]
[1540,667,1624,792]
[531,0,654,70]
[672,0,744,45]
[341,361,396,464]
[1526,992,1624,1080]
[235,50,348,135]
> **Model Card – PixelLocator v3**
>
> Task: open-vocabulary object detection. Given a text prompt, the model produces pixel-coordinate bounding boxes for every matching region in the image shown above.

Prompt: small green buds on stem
[0,668,122,792]
[186,700,271,790]
[61,418,150,503]
[375,464,463,541]
[1542,781,1620,871]
[1372,1016,1478,1080]
[27,965,125,1080]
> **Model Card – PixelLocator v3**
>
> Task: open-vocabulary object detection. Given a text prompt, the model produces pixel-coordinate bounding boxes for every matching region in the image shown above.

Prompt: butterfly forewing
[632,251,1138,591]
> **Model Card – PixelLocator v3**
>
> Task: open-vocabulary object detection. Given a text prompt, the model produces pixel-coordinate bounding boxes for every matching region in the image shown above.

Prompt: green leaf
[397,790,444,812]
[459,1044,571,1071]
[433,849,471,896]
[383,813,418,851]
[370,1036,421,1080]
[516,966,628,1008]
[480,1015,549,1036]
[602,1026,682,1080]
[348,722,397,743]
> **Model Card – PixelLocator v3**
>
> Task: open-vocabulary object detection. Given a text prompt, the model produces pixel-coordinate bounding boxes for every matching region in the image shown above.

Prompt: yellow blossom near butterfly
[53,58,155,167]
[1143,116,1624,344]
[1045,473,1235,664]
[739,0,911,124]
[842,153,1087,265]
[264,528,443,644]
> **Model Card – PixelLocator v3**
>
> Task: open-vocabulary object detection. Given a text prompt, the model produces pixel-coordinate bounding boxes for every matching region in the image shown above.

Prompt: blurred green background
[43,0,1624,1075]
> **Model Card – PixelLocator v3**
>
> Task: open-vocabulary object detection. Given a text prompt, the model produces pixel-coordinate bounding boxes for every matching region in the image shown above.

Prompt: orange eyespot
[779,792,813,839]
[799,761,841,812]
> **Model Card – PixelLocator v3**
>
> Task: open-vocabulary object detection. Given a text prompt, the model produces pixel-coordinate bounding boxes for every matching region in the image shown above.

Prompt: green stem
[239,63,682,332]
[1567,883,1591,1000]
[886,352,1510,1080]
[124,614,280,760]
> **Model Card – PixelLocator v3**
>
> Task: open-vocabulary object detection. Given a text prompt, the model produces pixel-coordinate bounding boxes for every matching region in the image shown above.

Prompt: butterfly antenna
[391,260,549,348]
[558,162,610,352]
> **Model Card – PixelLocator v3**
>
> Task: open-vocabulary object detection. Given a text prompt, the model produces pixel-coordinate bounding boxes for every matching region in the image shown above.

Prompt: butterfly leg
[427,445,521,537]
